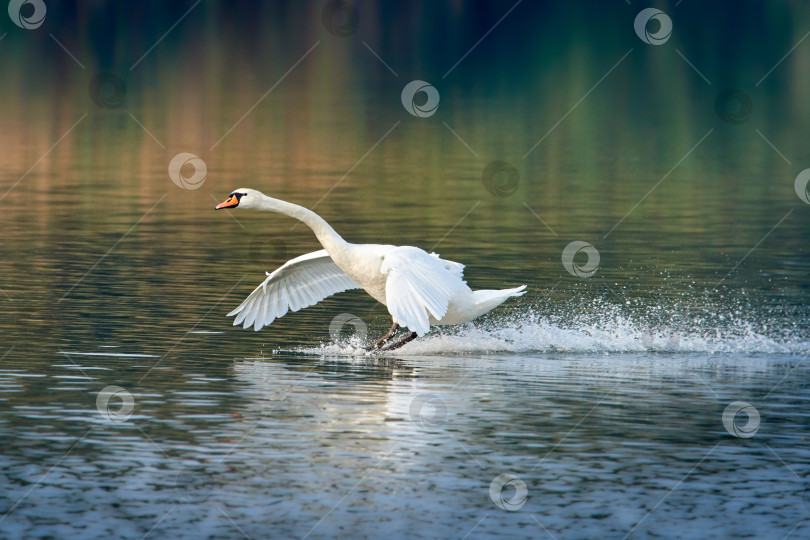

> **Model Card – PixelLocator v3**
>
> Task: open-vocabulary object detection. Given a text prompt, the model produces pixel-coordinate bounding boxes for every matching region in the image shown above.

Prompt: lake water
[2,2,810,539]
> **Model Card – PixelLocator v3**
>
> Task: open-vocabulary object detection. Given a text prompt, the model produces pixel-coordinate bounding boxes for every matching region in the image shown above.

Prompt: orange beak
[215,195,239,210]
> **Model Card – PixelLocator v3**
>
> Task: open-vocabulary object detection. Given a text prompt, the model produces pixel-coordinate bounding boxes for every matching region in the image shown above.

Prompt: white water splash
[298,302,810,357]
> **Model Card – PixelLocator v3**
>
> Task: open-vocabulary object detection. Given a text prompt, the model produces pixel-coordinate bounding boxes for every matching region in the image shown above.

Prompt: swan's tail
[472,285,526,313]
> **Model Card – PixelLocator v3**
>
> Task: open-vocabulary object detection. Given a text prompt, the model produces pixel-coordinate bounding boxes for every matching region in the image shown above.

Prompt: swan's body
[216,189,526,348]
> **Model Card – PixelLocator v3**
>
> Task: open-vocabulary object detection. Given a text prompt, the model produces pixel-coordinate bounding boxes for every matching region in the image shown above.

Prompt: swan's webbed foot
[379,331,418,352]
[369,322,400,351]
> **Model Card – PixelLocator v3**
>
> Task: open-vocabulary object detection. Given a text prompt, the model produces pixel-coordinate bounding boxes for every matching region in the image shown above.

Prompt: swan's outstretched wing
[429,252,465,278]
[381,246,468,336]
[229,249,361,331]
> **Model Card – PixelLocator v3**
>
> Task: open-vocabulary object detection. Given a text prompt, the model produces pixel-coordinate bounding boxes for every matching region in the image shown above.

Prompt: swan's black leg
[370,323,400,350]
[380,331,418,352]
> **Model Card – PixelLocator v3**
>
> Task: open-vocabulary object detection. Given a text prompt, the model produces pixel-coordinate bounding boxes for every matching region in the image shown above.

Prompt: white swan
[216,189,526,350]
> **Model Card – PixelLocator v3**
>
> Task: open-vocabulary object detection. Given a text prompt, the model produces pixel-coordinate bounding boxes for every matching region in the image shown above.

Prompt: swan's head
[215,188,264,210]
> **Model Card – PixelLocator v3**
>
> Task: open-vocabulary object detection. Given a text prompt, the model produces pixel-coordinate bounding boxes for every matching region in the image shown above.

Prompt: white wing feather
[429,252,465,278]
[229,250,361,331]
[381,246,468,336]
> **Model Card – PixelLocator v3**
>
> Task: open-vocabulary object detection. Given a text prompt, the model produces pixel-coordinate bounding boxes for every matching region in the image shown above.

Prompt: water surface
[1,2,810,539]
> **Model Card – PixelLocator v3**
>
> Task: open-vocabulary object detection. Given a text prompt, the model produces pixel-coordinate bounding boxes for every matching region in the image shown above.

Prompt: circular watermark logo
[794,169,810,205]
[8,0,46,29]
[409,393,447,431]
[328,313,368,343]
[321,0,358,37]
[482,160,520,198]
[96,385,134,423]
[561,241,600,278]
[88,72,127,109]
[489,473,528,511]
[168,153,207,190]
[722,401,760,438]
[401,80,440,118]
[634,8,672,46]
[249,235,288,270]
[714,89,752,125]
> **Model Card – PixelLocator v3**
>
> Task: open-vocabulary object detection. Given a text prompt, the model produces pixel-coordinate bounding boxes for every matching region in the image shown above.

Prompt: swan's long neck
[257,194,348,253]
